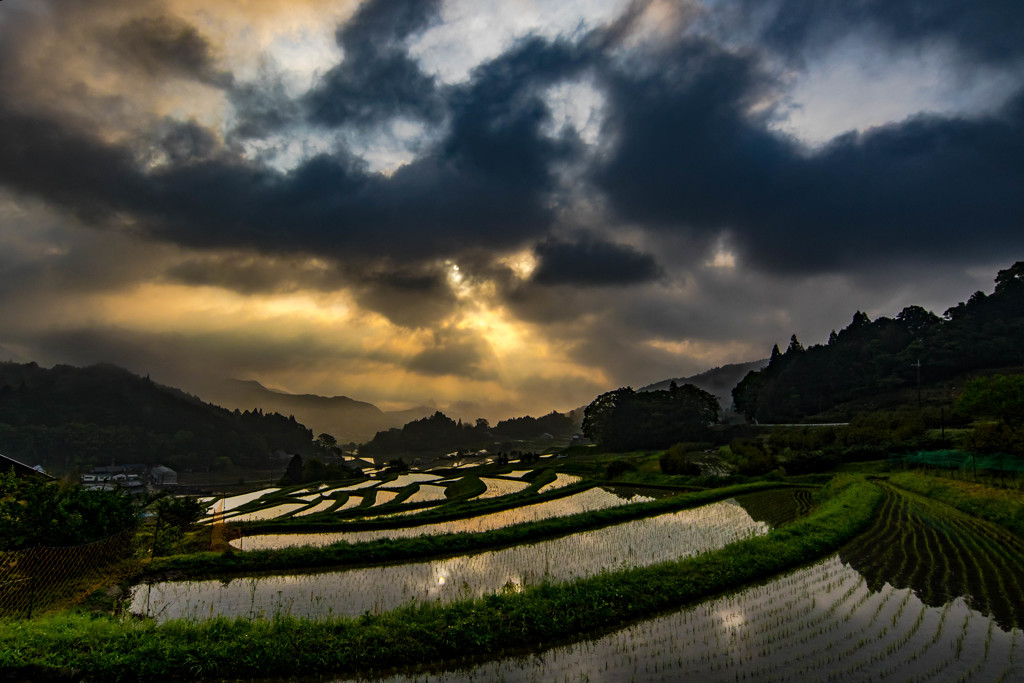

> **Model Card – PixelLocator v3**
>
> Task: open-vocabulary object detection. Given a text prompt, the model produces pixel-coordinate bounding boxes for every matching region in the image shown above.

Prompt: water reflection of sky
[332,555,1021,683]
[131,500,766,622]
[230,487,655,550]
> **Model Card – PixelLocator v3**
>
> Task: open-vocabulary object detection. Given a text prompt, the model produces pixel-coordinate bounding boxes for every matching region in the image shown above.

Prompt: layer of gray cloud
[0,0,1020,414]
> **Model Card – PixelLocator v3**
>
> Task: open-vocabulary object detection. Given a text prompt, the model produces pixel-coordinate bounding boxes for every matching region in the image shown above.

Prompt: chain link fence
[0,528,138,618]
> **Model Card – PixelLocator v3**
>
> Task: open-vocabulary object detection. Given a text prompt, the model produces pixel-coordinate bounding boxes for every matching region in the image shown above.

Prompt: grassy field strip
[232,471,573,534]
[0,478,879,681]
[293,499,335,517]
[889,472,1024,537]
[150,483,794,577]
[130,499,771,622]
[382,474,445,488]
[229,487,656,550]
[222,503,306,523]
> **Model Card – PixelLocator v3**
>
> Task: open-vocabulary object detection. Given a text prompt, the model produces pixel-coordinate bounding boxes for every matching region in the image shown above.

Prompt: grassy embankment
[0,475,881,681]
[146,481,795,578]
[889,471,1024,537]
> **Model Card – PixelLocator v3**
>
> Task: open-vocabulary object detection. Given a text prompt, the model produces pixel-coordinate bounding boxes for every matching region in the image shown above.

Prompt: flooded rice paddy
[329,485,1024,682]
[229,487,656,550]
[140,481,1024,682]
[131,499,768,621]
[340,553,1021,683]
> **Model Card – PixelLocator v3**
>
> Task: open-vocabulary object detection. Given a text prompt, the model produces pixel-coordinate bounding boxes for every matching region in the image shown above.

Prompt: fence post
[26,575,35,619]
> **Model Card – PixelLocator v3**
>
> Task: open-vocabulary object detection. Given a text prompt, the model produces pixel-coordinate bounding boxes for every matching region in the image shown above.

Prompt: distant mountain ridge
[205,379,434,443]
[0,362,314,475]
[640,359,770,409]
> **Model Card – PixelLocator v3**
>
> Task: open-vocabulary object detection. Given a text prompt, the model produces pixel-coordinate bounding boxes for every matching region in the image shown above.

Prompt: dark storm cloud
[111,15,231,86]
[229,75,303,140]
[349,265,457,329]
[0,106,146,224]
[593,38,1024,273]
[0,22,595,264]
[156,120,220,165]
[164,253,347,295]
[1,0,1021,286]
[531,238,662,287]
[406,328,496,380]
[442,35,587,185]
[731,0,1024,65]
[305,0,444,127]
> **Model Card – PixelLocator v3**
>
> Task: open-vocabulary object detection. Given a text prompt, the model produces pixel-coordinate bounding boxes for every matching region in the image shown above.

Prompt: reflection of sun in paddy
[717,609,745,630]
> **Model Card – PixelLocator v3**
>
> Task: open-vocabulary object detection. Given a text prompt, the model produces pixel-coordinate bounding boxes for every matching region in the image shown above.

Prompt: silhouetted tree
[280,453,303,485]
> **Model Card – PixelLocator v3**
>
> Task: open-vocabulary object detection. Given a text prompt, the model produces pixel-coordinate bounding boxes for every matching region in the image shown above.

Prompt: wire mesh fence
[891,449,1024,473]
[0,528,138,618]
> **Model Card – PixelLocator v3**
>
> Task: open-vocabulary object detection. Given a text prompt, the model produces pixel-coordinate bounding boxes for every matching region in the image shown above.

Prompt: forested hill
[732,261,1024,423]
[0,362,315,474]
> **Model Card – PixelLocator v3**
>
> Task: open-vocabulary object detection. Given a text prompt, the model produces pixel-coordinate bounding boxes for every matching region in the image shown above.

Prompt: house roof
[0,452,53,480]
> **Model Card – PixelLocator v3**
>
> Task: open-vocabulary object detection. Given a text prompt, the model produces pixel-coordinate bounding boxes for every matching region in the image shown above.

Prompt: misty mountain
[640,359,770,409]
[0,345,25,363]
[204,379,433,443]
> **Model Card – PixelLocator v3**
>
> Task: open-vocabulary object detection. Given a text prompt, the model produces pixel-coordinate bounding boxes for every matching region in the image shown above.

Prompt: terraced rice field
[841,484,1024,631]
[400,484,450,504]
[327,484,1023,683]
[230,486,656,550]
[155,475,1024,683]
[536,473,582,493]
[476,477,531,498]
[131,497,773,621]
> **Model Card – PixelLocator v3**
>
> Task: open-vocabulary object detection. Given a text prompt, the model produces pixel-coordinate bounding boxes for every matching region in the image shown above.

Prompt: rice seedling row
[840,485,1024,630]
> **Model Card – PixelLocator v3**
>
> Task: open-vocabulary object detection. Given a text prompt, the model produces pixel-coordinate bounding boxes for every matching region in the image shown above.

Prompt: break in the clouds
[0,0,1020,422]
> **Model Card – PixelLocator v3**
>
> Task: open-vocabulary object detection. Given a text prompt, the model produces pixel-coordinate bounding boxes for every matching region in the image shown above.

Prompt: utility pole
[914,359,922,410]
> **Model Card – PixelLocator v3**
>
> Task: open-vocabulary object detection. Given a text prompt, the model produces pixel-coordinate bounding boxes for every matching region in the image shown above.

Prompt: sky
[0,0,1021,420]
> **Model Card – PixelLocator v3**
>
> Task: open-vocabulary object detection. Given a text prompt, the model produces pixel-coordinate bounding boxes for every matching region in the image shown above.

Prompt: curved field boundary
[144,482,801,579]
[888,472,1024,538]
[0,477,881,681]
[842,482,1024,630]
[232,471,579,534]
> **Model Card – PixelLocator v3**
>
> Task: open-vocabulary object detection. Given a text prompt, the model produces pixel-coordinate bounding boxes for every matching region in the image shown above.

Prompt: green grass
[1,475,880,681]
[889,471,1024,537]
[143,481,797,579]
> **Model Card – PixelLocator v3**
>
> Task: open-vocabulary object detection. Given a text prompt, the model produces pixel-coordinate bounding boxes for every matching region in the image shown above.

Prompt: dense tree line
[361,412,490,456]
[733,262,1024,423]
[583,382,719,451]
[491,412,576,439]
[0,362,316,474]
[361,410,577,457]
